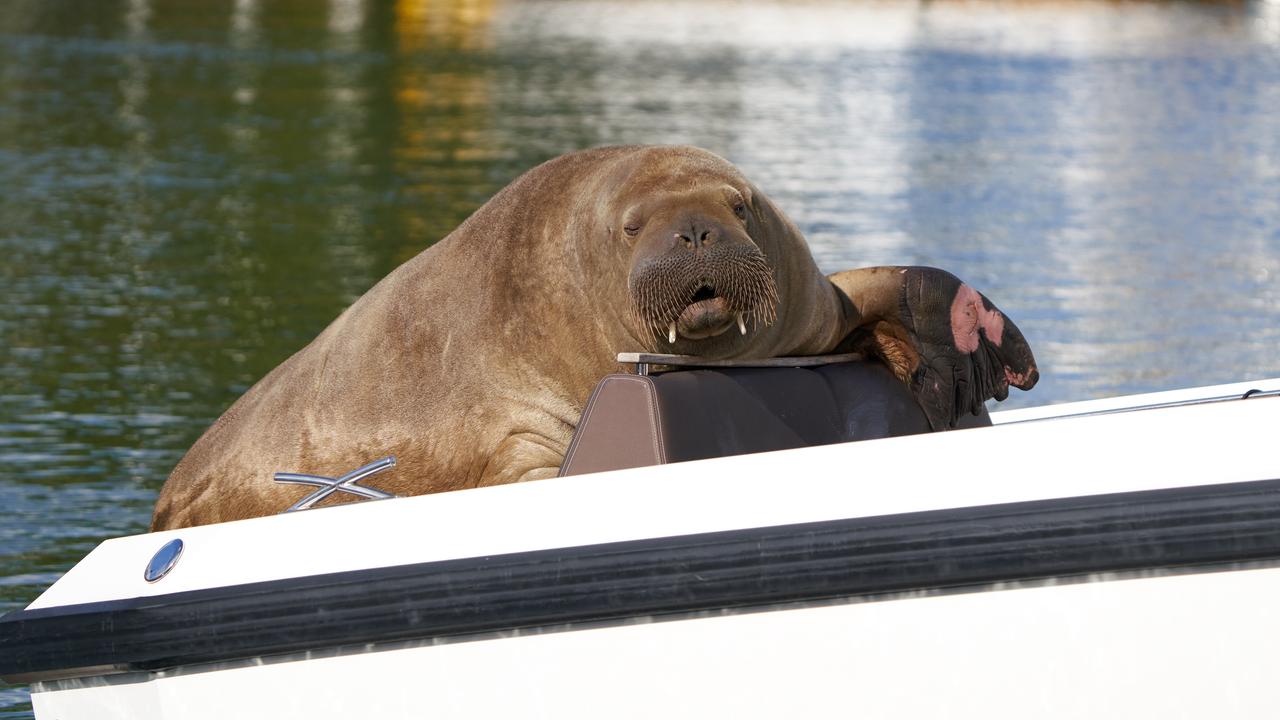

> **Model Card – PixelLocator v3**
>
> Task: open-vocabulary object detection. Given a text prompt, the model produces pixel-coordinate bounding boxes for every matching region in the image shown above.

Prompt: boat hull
[8,378,1280,719]
[31,565,1280,719]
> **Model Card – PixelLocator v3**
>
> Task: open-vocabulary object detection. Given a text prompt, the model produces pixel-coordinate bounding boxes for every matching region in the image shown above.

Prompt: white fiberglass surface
[26,392,1280,610]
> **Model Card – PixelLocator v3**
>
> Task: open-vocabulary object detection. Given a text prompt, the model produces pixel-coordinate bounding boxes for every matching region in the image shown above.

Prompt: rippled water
[3,0,1280,714]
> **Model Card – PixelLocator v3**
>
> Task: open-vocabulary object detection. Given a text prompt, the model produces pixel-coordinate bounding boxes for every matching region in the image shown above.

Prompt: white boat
[4,356,1280,719]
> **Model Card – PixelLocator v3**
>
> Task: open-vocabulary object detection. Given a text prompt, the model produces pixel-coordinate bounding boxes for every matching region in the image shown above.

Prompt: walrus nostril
[700,230,712,245]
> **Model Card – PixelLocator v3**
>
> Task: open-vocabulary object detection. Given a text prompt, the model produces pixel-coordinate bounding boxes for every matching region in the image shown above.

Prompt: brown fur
[151,146,859,530]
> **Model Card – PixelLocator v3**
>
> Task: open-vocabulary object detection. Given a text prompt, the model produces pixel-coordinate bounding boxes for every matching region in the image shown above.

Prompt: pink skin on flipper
[950,283,1005,353]
[1005,367,1033,386]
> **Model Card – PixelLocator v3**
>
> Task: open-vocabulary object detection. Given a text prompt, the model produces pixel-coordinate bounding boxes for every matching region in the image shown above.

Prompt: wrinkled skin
[151,145,1037,530]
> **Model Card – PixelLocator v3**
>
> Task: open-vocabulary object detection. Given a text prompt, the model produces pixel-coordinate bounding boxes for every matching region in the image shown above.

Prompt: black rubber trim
[5,479,1280,682]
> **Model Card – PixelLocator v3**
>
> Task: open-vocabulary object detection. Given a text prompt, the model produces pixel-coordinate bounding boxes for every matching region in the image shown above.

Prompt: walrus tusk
[737,312,747,335]
[668,322,677,344]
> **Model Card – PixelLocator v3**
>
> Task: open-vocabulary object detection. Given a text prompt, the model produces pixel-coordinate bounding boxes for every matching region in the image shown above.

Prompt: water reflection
[391,0,513,256]
[3,0,1280,713]
[319,0,383,297]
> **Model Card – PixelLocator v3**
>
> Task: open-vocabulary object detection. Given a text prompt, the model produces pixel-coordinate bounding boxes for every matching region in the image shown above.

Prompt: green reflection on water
[1,0,539,493]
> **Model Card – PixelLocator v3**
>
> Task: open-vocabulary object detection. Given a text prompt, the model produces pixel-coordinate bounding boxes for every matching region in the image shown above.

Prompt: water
[2,0,1279,714]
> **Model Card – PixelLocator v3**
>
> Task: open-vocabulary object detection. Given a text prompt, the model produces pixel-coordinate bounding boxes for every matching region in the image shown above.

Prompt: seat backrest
[558,359,990,477]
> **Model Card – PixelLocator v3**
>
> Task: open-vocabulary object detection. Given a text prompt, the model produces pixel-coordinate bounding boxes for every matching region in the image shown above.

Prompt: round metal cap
[144,538,184,583]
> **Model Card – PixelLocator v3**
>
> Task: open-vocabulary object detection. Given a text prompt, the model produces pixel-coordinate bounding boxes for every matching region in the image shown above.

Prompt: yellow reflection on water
[395,0,495,53]
[392,0,501,258]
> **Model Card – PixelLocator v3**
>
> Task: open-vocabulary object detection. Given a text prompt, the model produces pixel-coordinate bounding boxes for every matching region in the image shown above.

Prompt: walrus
[151,145,1037,530]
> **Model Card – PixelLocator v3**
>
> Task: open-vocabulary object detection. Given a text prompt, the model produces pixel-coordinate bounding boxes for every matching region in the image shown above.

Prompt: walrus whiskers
[628,245,779,343]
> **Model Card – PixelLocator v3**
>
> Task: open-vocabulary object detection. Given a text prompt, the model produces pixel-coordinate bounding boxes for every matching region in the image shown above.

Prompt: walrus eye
[733,202,746,219]
[623,224,641,237]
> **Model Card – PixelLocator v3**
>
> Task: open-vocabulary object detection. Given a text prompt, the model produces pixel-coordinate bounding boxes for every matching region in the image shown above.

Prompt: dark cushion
[559,360,989,477]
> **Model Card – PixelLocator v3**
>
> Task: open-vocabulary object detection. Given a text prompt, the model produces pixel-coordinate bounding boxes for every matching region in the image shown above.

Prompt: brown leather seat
[559,359,990,477]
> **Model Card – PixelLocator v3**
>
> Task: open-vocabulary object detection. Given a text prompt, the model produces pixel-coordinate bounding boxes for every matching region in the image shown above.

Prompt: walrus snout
[628,240,779,345]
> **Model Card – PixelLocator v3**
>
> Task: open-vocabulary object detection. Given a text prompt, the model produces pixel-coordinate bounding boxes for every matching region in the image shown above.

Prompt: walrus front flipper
[827,266,1039,430]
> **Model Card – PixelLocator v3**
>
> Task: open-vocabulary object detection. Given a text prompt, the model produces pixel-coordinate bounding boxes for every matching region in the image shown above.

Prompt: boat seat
[558,357,990,477]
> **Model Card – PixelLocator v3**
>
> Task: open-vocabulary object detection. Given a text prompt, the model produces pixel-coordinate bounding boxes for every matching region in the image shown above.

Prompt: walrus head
[624,185,779,349]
